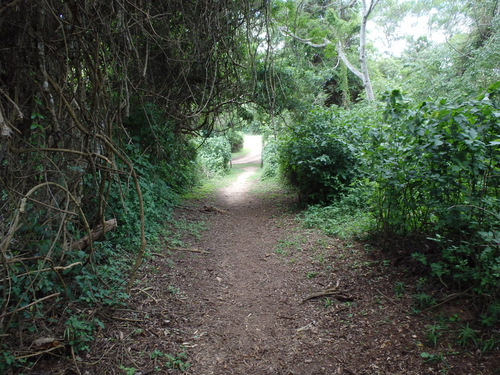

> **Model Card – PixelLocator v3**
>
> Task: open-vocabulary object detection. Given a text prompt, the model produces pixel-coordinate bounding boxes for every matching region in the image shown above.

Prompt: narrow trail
[171,137,334,374]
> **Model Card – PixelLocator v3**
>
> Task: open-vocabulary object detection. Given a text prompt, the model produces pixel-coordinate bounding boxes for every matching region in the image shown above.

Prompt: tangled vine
[0,0,264,354]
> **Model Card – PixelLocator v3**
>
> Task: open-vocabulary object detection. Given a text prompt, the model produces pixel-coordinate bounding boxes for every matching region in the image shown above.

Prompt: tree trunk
[359,0,375,101]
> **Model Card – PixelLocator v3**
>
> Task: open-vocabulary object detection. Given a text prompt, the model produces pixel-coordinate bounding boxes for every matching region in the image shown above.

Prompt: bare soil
[25,137,499,374]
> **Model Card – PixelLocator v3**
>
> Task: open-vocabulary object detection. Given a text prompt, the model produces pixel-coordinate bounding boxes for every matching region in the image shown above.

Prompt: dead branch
[71,219,117,250]
[166,247,210,254]
[0,293,60,319]
[375,288,408,312]
[132,287,159,303]
[418,288,475,314]
[301,286,354,304]
[0,262,82,283]
[14,344,65,361]
[0,182,93,254]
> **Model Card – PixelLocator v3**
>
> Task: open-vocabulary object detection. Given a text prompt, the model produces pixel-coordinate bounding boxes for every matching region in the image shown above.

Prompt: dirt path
[170,162,416,375]
[231,135,262,165]
[158,138,496,375]
[173,140,327,373]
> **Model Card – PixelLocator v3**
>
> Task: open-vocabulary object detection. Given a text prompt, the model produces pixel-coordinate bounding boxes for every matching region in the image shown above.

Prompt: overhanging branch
[277,25,330,48]
[336,42,364,81]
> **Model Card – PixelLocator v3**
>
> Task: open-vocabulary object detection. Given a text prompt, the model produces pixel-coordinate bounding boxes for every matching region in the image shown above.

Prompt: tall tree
[370,0,500,99]
[275,0,379,101]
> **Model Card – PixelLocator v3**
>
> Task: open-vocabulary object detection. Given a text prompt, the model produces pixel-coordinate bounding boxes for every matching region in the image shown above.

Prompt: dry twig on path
[201,205,228,214]
[301,286,354,304]
[165,247,211,254]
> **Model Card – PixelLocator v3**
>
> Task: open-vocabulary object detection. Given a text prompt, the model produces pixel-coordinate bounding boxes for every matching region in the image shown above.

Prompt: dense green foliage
[273,83,500,316]
[262,138,280,179]
[277,108,359,203]
[371,85,500,296]
[262,1,499,323]
[197,136,232,178]
[226,130,245,153]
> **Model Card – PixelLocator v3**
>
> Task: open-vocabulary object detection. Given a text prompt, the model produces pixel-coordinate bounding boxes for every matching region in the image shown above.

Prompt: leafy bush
[124,103,198,193]
[369,84,500,295]
[197,136,232,178]
[262,138,279,178]
[0,102,199,361]
[226,130,245,153]
[102,143,181,253]
[277,107,359,203]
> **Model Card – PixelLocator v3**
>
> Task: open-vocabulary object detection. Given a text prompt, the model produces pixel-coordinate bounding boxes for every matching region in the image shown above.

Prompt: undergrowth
[300,186,374,239]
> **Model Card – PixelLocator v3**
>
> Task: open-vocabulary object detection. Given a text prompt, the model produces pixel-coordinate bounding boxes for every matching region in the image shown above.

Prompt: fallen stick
[0,293,60,319]
[15,345,65,360]
[134,287,159,303]
[71,218,117,250]
[167,247,210,254]
[302,287,354,304]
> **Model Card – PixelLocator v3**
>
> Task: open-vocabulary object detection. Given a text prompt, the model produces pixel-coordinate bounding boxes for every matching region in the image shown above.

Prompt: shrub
[124,103,198,193]
[277,107,359,204]
[226,130,245,153]
[197,136,232,178]
[261,138,279,178]
[370,84,500,296]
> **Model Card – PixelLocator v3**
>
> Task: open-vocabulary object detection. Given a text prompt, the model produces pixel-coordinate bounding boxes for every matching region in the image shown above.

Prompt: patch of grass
[150,350,191,371]
[299,190,374,239]
[412,293,437,312]
[174,218,208,241]
[168,285,181,295]
[183,165,246,199]
[425,323,447,347]
[394,282,406,298]
[231,146,252,159]
[250,167,296,197]
[274,235,304,256]
[456,323,478,347]
[274,245,289,257]
[323,297,333,309]
[306,271,319,279]
[313,252,327,265]
[119,366,138,375]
